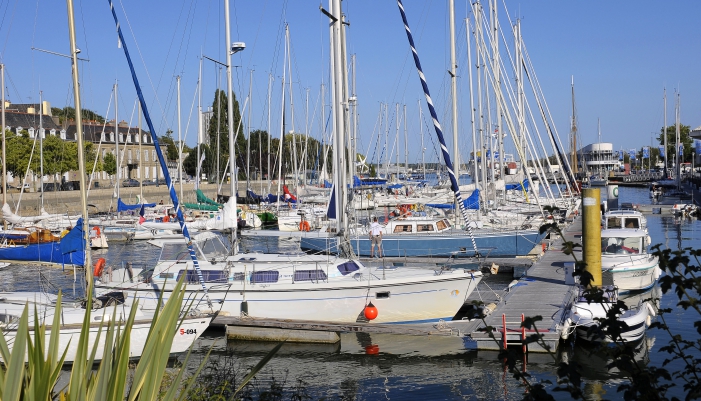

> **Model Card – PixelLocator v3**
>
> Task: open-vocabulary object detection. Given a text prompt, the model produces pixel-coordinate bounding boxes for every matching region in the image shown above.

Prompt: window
[393,224,413,233]
[152,150,156,161]
[102,149,106,159]
[101,131,106,141]
[28,127,35,138]
[607,217,622,229]
[251,271,279,284]
[126,134,131,143]
[177,269,228,284]
[135,133,140,143]
[436,220,449,230]
[50,129,56,136]
[60,129,66,140]
[145,168,149,179]
[294,270,328,282]
[623,218,639,229]
[119,133,124,143]
[601,236,641,255]
[40,128,45,138]
[110,132,115,142]
[145,149,149,162]
[417,224,434,232]
[137,149,141,161]
[337,261,360,275]
[143,134,148,143]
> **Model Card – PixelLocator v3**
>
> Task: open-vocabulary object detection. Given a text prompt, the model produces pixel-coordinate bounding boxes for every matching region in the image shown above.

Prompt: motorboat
[602,209,648,234]
[562,286,652,343]
[600,229,660,292]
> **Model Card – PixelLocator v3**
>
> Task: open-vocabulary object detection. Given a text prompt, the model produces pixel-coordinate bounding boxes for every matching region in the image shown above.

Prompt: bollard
[582,188,602,287]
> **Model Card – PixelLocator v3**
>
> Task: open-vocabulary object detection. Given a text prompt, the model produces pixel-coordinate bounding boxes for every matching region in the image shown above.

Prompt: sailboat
[0,0,211,362]
[95,0,483,325]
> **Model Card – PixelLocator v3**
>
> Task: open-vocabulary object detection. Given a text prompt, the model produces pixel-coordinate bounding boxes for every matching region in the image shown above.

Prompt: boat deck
[214,218,581,353]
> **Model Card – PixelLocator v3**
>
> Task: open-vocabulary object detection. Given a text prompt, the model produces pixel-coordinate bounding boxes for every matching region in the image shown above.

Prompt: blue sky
[1,0,700,164]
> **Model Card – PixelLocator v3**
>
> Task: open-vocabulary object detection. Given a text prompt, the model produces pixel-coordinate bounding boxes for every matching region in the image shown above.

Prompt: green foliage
[161,130,179,161]
[0,276,207,401]
[51,106,105,124]
[103,152,117,176]
[207,89,244,180]
[657,124,694,163]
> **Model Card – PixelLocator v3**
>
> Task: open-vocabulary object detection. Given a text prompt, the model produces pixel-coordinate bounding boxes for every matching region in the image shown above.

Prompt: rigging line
[0,0,17,62]
[117,0,175,135]
[86,90,114,197]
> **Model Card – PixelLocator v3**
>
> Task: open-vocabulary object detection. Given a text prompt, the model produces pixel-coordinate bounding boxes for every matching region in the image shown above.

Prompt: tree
[4,129,33,181]
[160,130,179,161]
[657,124,693,165]
[206,89,244,179]
[183,144,214,179]
[103,152,117,176]
[51,106,105,124]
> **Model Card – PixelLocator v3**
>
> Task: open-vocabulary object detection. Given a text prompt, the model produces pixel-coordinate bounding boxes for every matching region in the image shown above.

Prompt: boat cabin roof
[600,228,646,238]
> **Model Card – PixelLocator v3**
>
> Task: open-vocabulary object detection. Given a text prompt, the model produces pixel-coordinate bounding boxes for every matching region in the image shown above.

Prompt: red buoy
[364,302,378,320]
[365,344,380,355]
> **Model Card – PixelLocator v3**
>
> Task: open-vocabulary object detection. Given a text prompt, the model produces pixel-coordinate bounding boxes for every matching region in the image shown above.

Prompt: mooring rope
[396,0,480,258]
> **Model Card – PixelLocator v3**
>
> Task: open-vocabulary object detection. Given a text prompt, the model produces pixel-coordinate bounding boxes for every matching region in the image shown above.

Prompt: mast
[570,76,578,175]
[67,0,90,270]
[139,101,143,199]
[246,68,253,189]
[39,91,44,208]
[276,29,287,213]
[329,0,346,233]
[114,82,119,201]
[663,88,667,173]
[419,99,425,179]
[286,26,299,191]
[491,0,504,203]
[224,0,237,246]
[267,73,272,192]
[177,75,183,202]
[449,0,459,192]
[404,104,408,177]
[196,56,202,190]
[465,17,480,219]
[676,92,681,188]
[1,63,5,223]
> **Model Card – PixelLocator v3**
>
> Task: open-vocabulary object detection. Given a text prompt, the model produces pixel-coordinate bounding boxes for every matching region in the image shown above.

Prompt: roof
[600,228,647,238]
[2,111,61,130]
[63,123,153,144]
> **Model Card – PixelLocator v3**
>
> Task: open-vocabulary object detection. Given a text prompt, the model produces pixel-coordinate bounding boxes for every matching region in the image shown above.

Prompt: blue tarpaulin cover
[117,198,156,212]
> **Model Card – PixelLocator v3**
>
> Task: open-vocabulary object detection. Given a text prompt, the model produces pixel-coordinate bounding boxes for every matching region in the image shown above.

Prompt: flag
[617,150,623,161]
[629,149,636,160]
[139,203,146,224]
[643,147,650,158]
[658,145,665,159]
[679,144,684,156]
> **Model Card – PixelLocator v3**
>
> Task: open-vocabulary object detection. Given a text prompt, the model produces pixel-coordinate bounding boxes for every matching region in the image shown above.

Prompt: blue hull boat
[300,229,545,258]
[0,222,85,266]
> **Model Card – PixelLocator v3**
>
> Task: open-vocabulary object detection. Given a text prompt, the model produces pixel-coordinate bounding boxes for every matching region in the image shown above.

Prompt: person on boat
[284,193,292,208]
[299,216,310,232]
[369,216,383,258]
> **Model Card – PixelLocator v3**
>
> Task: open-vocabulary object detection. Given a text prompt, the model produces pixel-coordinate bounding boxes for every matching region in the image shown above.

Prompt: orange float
[364,302,378,320]
[93,257,106,277]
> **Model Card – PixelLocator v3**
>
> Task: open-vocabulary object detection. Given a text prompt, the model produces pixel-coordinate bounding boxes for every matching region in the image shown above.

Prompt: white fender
[561,317,573,340]
[646,301,657,317]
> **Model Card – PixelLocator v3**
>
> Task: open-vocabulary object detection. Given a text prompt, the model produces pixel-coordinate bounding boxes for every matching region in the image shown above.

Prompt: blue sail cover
[353,176,388,186]
[0,220,85,266]
[117,198,156,212]
[425,189,480,210]
[327,185,337,219]
[505,179,529,192]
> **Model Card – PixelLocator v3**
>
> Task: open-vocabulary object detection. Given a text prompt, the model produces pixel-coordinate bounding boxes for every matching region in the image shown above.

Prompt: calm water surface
[1,186,698,400]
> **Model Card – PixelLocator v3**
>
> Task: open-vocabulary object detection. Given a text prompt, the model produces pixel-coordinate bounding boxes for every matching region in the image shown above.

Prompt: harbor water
[0,186,698,400]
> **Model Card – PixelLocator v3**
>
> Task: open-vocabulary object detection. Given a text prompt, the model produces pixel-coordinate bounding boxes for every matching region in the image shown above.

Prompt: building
[1,101,173,189]
[578,142,620,173]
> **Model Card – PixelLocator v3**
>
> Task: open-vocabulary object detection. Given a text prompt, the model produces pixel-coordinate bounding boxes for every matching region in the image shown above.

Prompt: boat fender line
[93,257,106,277]
[646,302,657,317]
[561,317,573,340]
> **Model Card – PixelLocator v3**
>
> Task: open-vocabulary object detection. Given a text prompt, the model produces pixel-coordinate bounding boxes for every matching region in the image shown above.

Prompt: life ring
[93,257,106,277]
[91,226,101,237]
[299,220,310,232]
[163,215,170,222]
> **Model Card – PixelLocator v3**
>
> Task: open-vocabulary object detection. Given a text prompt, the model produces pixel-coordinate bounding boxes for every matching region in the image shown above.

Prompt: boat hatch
[601,236,642,255]
[293,270,328,282]
[251,271,279,284]
[178,269,228,284]
[437,219,450,230]
[337,261,361,275]
[376,291,390,299]
[607,217,640,229]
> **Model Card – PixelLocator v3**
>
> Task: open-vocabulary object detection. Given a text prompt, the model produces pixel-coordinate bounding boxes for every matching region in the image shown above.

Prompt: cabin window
[436,220,449,230]
[376,291,390,299]
[178,270,228,284]
[393,224,413,233]
[232,272,245,281]
[417,224,434,232]
[623,219,639,229]
[601,236,641,255]
[337,261,360,275]
[251,270,279,284]
[607,217,622,229]
[159,272,174,279]
[294,270,328,282]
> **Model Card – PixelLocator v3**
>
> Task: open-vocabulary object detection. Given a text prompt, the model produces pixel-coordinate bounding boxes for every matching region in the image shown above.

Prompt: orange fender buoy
[299,220,311,232]
[364,302,378,320]
[93,257,106,277]
[365,344,380,355]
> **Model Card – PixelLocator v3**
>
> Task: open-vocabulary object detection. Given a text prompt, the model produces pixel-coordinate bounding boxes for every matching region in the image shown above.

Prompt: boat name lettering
[180,328,197,335]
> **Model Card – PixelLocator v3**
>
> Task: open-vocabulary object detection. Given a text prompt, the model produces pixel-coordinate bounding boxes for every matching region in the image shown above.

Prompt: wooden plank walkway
[464,218,580,352]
